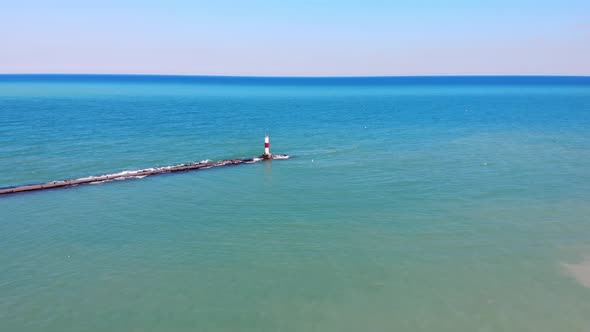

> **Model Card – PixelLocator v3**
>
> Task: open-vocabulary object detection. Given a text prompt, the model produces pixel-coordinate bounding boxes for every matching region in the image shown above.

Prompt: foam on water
[272,154,290,159]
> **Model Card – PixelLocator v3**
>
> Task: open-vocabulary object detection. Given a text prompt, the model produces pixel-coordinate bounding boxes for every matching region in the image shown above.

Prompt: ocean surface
[1,75,590,331]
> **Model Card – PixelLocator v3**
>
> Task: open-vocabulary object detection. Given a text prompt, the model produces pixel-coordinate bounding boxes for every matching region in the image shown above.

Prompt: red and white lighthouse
[263,135,271,159]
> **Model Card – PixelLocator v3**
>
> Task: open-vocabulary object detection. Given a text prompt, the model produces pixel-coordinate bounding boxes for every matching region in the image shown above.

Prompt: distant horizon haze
[1,74,589,79]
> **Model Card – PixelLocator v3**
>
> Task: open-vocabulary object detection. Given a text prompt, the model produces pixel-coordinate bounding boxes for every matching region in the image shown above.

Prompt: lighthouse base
[259,153,290,160]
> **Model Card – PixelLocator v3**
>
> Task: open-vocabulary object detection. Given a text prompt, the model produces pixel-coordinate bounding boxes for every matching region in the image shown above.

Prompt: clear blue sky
[1,0,589,76]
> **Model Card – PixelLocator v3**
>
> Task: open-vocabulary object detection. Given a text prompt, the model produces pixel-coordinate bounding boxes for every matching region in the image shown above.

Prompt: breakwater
[0,154,289,196]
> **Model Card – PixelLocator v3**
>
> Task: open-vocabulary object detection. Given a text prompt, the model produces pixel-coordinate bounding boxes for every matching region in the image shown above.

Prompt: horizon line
[1,73,590,79]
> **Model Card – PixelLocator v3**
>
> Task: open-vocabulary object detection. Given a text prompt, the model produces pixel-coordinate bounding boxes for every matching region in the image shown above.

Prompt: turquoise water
[1,75,590,331]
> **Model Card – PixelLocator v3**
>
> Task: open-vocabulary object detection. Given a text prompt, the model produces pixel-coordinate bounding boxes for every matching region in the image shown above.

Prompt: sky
[1,0,589,76]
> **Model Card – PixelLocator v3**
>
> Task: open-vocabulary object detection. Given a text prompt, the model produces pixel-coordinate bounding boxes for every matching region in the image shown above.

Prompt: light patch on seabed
[562,259,590,288]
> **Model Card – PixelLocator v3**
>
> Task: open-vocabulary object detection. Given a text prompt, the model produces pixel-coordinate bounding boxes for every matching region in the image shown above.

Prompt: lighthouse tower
[262,135,272,159]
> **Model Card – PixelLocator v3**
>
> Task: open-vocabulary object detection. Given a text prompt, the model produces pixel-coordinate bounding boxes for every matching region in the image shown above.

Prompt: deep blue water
[1,75,590,331]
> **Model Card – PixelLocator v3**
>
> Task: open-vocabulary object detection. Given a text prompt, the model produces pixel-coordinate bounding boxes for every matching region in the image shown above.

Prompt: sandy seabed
[562,259,590,288]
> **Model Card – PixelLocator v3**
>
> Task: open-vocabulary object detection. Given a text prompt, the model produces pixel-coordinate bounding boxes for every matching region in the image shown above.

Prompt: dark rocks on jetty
[0,154,289,196]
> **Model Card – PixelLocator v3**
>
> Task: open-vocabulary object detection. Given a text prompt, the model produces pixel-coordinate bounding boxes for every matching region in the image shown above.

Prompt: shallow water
[1,75,590,331]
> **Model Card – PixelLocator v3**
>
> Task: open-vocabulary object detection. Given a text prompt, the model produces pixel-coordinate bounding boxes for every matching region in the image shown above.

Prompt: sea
[1,75,590,331]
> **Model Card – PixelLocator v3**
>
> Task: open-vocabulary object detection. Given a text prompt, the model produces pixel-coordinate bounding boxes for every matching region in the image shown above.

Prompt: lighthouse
[262,135,272,159]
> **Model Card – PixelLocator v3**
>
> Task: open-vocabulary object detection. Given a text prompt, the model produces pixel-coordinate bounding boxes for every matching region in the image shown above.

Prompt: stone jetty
[0,154,289,196]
